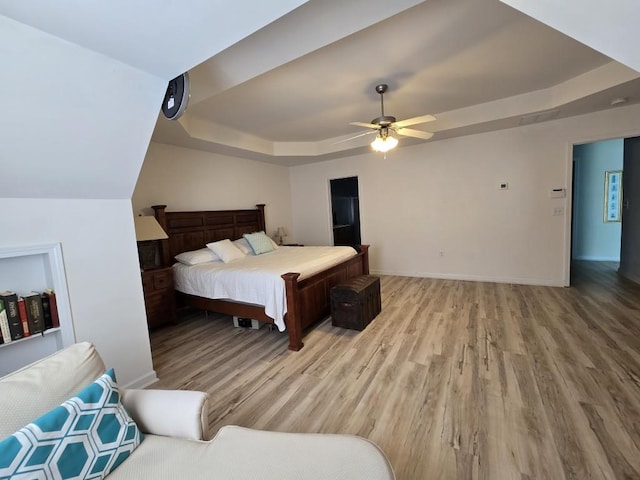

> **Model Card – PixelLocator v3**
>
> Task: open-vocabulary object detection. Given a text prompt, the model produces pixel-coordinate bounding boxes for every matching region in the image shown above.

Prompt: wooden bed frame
[152,204,369,351]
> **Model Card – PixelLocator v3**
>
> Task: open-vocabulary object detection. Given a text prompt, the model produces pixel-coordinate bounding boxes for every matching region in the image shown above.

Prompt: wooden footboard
[282,244,369,350]
[175,245,369,351]
[152,204,369,351]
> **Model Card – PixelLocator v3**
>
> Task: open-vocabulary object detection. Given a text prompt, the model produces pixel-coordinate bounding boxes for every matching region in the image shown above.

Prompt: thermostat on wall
[550,188,566,198]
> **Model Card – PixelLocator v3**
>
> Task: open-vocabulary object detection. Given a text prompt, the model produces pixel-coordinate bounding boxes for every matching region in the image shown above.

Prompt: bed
[152,205,370,351]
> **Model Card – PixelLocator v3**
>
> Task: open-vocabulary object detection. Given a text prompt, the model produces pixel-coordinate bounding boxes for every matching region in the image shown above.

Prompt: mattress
[173,246,357,331]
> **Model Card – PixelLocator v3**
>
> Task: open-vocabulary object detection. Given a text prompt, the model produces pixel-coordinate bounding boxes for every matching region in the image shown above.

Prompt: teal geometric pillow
[243,231,276,255]
[0,368,143,480]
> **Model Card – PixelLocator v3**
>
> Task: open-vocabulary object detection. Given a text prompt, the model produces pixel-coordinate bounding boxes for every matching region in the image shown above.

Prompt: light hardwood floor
[149,261,640,480]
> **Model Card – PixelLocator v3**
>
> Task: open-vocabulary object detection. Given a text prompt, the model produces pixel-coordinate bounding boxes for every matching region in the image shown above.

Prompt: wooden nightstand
[141,267,176,329]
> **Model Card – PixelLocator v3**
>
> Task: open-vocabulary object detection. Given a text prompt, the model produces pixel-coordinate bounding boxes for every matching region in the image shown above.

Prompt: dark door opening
[330,176,361,246]
[620,136,640,283]
[570,136,640,286]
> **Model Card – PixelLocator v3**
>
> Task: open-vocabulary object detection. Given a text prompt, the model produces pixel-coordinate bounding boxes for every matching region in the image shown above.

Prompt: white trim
[562,140,574,287]
[0,243,76,376]
[565,122,640,287]
[0,243,75,345]
[618,269,640,285]
[123,370,158,390]
[327,173,361,246]
[572,255,620,262]
[47,243,76,346]
[369,269,566,287]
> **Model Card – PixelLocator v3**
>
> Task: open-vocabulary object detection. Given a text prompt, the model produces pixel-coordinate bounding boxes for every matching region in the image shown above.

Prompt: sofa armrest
[120,389,209,441]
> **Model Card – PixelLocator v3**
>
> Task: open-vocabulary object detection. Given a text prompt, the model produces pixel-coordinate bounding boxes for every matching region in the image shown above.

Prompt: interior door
[619,137,640,282]
[330,177,362,246]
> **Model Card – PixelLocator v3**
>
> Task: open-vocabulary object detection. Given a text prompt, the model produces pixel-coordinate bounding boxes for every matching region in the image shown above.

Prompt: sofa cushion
[0,368,143,480]
[0,342,106,439]
[107,426,395,480]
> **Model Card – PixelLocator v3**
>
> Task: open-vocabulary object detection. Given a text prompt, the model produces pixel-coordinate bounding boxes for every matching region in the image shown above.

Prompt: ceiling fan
[348,84,435,153]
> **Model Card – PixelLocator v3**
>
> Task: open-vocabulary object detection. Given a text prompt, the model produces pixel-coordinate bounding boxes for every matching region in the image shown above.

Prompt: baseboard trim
[369,269,565,287]
[618,269,640,285]
[123,370,158,389]
[573,255,620,262]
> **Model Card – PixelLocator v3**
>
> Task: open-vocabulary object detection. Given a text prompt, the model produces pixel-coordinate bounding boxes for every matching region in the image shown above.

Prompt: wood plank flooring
[149,261,640,480]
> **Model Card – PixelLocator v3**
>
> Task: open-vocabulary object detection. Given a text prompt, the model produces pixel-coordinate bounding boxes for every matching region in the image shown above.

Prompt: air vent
[519,109,560,126]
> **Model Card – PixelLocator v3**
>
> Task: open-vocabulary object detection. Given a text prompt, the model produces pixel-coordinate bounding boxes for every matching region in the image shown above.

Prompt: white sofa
[0,342,395,479]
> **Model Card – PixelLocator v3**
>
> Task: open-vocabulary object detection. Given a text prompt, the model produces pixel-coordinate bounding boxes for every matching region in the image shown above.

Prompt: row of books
[0,290,60,344]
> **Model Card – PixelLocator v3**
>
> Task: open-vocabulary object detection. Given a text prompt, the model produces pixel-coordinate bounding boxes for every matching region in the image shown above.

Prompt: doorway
[620,136,640,284]
[329,176,361,246]
[570,136,640,285]
[571,139,623,266]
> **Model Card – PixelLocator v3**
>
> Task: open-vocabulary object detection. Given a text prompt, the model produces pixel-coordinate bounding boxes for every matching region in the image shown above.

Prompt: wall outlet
[553,206,564,216]
[233,316,263,329]
[439,250,445,257]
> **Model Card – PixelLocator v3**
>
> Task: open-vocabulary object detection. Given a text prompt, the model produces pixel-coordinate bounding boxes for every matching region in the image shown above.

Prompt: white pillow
[175,248,220,265]
[233,238,254,255]
[207,239,246,263]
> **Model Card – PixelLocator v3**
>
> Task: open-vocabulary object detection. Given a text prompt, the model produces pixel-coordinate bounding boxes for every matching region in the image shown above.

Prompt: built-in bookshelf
[0,243,75,376]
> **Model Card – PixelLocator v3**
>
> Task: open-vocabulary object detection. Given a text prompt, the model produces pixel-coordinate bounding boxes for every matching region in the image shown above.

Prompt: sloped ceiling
[151,0,640,166]
[0,0,309,199]
[0,0,309,80]
[2,0,640,199]
[501,0,640,73]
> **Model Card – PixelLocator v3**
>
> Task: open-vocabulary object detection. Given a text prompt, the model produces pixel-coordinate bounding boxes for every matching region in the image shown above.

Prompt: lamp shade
[371,134,398,153]
[134,216,168,241]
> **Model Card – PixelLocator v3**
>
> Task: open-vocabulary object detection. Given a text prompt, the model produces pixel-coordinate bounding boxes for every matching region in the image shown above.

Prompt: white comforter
[173,246,357,331]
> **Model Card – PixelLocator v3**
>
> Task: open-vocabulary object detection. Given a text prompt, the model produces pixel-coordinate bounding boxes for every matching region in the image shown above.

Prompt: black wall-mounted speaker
[161,72,190,120]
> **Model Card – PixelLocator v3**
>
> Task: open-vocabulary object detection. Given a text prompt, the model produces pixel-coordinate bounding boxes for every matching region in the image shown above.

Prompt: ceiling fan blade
[349,121,381,130]
[393,114,436,129]
[395,128,434,140]
[332,130,377,145]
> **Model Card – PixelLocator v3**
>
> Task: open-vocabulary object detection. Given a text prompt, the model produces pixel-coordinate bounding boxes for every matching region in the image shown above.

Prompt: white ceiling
[0,0,308,79]
[3,0,639,170]
[0,0,313,199]
[151,0,640,165]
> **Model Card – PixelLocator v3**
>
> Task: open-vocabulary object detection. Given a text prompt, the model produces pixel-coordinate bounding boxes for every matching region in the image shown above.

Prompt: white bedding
[173,246,357,331]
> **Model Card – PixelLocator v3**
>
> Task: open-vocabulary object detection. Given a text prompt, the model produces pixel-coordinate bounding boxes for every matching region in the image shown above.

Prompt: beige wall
[0,17,162,387]
[133,142,294,240]
[136,105,640,288]
[0,199,155,388]
[291,104,640,286]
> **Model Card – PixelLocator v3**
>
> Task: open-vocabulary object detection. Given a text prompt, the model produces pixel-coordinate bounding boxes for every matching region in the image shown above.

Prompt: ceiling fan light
[371,134,398,153]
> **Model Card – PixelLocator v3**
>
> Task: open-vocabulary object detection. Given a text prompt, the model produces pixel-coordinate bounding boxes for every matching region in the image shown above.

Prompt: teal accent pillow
[0,368,143,480]
[243,231,276,255]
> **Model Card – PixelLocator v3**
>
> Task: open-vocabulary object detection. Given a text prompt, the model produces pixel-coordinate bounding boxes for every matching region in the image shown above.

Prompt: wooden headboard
[152,204,265,267]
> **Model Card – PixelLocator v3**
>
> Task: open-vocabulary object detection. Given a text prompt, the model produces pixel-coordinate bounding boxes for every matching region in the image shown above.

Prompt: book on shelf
[17,298,30,337]
[43,289,60,328]
[41,293,52,330]
[0,299,12,344]
[0,291,24,340]
[21,293,44,335]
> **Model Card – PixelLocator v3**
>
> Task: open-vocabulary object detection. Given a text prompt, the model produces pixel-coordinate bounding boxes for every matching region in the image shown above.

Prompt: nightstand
[141,267,176,329]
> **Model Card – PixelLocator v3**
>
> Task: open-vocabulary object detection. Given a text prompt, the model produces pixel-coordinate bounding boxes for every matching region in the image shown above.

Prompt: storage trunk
[330,275,381,331]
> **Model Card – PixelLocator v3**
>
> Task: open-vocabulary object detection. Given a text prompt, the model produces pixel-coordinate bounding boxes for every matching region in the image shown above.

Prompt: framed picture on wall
[604,170,623,222]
